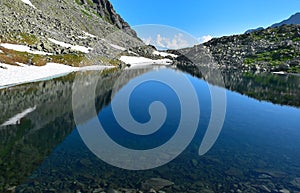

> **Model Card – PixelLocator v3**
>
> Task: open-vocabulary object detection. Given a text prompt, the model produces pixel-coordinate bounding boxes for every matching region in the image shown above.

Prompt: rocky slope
[175,24,300,73]
[0,0,151,67]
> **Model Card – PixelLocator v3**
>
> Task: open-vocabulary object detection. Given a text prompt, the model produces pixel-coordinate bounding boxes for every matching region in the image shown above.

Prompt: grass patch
[0,47,87,67]
[98,57,122,66]
[51,54,86,67]
[288,66,300,73]
[0,32,38,45]
[81,9,92,18]
[86,0,94,6]
[292,37,300,42]
[75,0,83,5]
[244,49,299,66]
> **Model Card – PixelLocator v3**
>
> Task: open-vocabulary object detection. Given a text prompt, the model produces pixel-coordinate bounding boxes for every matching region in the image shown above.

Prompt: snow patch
[0,43,52,55]
[78,31,97,39]
[0,50,3,53]
[78,36,88,39]
[272,71,286,75]
[0,63,115,88]
[153,50,178,58]
[1,106,36,127]
[120,56,172,68]
[110,44,126,51]
[20,0,36,9]
[0,63,75,88]
[48,38,92,53]
[83,31,96,38]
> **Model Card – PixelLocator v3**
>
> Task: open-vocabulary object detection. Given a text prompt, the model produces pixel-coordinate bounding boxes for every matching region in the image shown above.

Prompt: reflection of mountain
[222,71,300,107]
[174,47,300,108]
[0,68,153,191]
[189,66,300,107]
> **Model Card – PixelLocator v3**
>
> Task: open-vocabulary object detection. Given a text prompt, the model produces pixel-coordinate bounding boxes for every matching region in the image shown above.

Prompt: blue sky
[110,0,300,48]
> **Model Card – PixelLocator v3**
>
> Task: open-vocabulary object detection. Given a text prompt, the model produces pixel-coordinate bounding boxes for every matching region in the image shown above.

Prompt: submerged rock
[290,177,300,189]
[141,178,174,191]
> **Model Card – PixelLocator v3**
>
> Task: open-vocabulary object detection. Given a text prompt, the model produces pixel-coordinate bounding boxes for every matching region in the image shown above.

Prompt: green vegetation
[81,9,92,18]
[75,0,83,5]
[86,0,94,6]
[0,46,88,67]
[0,32,38,45]
[289,66,300,73]
[51,53,86,67]
[98,57,122,66]
[244,49,299,66]
[249,25,300,43]
[292,37,300,42]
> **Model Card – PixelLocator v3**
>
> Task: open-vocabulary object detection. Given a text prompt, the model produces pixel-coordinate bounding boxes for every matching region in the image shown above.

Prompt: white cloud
[142,33,191,50]
[198,35,213,43]
[142,36,153,45]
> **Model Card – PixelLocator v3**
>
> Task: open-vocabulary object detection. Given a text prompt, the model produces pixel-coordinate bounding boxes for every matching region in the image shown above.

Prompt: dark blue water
[9,69,300,192]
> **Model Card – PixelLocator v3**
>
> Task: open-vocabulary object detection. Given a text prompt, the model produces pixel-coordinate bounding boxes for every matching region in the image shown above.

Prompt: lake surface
[0,67,299,193]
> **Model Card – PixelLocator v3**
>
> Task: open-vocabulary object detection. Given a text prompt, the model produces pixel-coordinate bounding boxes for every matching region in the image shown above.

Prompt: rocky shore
[173,25,300,73]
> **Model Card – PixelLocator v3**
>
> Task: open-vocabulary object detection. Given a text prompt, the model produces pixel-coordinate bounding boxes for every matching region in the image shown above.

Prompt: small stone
[149,188,156,193]
[191,159,198,167]
[93,188,104,193]
[141,178,174,191]
[107,189,120,193]
[279,189,290,193]
[290,177,300,189]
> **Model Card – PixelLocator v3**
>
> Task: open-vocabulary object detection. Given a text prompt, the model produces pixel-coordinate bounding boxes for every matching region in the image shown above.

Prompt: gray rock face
[80,0,138,37]
[0,0,145,62]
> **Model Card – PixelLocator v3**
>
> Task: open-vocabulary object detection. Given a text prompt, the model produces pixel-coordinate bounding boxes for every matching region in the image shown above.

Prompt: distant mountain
[245,27,264,34]
[271,12,300,27]
[245,12,300,33]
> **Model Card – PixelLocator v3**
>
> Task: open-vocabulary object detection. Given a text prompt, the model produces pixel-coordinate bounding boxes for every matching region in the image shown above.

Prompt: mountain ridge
[245,12,300,34]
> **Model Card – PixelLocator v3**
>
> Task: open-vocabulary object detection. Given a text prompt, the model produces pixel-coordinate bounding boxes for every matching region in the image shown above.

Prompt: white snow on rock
[0,63,75,88]
[20,0,36,9]
[83,31,96,38]
[48,38,92,53]
[0,43,53,55]
[1,106,36,127]
[110,43,126,51]
[78,31,97,39]
[0,50,3,53]
[120,56,172,68]
[153,50,178,58]
[78,36,88,39]
[272,71,286,75]
[0,62,115,89]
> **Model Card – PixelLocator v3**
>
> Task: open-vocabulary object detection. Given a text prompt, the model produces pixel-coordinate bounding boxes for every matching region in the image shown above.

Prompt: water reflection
[0,67,299,192]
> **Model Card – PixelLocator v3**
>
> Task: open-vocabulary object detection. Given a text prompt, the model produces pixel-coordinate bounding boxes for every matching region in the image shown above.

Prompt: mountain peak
[245,12,300,34]
[271,12,300,28]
